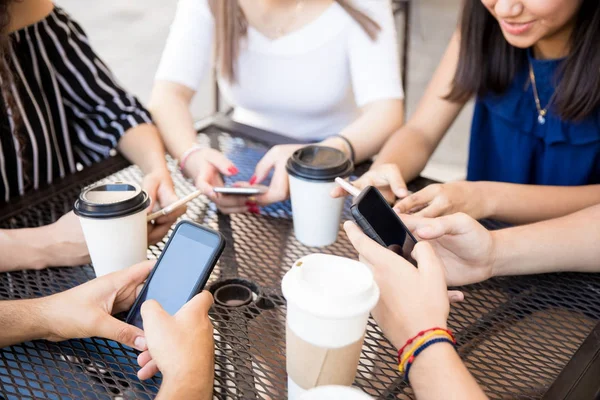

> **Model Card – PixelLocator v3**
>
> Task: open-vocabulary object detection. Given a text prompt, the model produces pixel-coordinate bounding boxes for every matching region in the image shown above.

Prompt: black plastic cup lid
[286,145,353,182]
[73,182,150,219]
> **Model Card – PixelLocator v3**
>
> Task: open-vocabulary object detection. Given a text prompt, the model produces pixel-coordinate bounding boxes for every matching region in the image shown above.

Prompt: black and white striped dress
[0,7,152,202]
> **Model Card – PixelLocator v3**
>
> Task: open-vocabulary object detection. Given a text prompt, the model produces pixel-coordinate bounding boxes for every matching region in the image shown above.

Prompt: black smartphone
[350,186,418,266]
[126,220,225,329]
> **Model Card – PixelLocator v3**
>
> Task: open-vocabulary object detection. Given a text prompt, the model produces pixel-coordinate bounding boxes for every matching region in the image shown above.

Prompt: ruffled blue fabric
[467,51,600,185]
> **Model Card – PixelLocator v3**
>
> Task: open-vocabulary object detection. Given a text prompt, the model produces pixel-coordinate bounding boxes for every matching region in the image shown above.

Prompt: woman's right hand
[331,163,408,204]
[184,149,253,214]
[344,221,455,349]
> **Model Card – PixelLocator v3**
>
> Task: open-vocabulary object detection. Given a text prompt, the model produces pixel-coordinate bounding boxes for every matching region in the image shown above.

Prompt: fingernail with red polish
[249,175,257,185]
[248,206,260,214]
[228,166,239,175]
[245,200,257,207]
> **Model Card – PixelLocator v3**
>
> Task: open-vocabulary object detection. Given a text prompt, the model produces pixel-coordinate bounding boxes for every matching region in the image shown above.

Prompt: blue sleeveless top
[467,53,600,185]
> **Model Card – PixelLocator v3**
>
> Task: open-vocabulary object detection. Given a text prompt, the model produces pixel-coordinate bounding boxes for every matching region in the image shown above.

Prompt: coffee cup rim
[73,181,150,219]
[286,145,353,182]
[282,254,380,320]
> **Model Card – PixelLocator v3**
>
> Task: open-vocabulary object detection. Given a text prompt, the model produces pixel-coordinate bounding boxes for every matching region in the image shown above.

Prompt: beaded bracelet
[178,145,203,171]
[397,327,455,363]
[398,330,453,374]
[403,337,456,382]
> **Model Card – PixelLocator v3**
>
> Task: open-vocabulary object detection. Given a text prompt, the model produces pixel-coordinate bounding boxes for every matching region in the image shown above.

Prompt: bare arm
[0,299,49,348]
[492,203,600,277]
[117,123,170,176]
[148,82,198,163]
[374,32,466,181]
[481,182,600,225]
[321,99,405,163]
[410,343,487,400]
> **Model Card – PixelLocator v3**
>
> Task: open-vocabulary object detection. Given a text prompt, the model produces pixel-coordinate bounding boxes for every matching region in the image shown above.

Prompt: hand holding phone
[336,178,418,266]
[126,221,225,329]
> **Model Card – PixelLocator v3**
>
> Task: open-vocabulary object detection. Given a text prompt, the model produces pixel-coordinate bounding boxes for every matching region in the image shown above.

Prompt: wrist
[27,297,55,342]
[159,373,210,400]
[489,229,510,278]
[320,137,351,159]
[472,181,495,219]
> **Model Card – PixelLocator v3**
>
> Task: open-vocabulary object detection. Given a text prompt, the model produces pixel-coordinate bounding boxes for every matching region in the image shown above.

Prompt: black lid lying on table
[286,145,353,182]
[73,182,150,219]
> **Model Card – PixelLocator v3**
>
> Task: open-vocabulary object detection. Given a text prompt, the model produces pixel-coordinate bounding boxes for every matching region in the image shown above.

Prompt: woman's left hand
[252,144,305,206]
[142,169,185,244]
[394,181,488,219]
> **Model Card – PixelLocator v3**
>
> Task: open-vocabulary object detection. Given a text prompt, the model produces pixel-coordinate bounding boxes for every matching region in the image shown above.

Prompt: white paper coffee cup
[286,146,353,247]
[298,385,374,400]
[282,254,380,399]
[73,182,150,277]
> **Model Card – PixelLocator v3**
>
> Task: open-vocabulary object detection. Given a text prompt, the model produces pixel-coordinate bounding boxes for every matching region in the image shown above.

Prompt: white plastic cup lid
[282,254,380,320]
[298,385,374,400]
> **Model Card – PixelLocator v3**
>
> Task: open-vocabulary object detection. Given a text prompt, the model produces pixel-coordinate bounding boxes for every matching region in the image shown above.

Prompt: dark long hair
[447,0,600,121]
[208,0,381,82]
[0,0,17,122]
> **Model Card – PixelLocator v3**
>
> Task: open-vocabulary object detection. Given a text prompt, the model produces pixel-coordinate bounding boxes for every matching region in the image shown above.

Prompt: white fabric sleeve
[347,0,405,107]
[154,0,214,91]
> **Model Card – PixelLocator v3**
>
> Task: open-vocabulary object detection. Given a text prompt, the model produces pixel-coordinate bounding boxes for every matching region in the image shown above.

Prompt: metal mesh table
[1,119,599,399]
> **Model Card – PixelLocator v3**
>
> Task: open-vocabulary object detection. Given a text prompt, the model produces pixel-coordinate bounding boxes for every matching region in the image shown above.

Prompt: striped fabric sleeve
[39,8,152,160]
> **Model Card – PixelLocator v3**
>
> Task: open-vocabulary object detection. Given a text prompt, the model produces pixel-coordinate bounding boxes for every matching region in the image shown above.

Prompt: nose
[493,0,524,18]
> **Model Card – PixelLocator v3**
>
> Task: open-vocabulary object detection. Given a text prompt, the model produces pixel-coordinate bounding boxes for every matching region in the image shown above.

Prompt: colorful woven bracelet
[397,327,454,363]
[178,145,203,172]
[404,337,456,382]
[398,330,454,374]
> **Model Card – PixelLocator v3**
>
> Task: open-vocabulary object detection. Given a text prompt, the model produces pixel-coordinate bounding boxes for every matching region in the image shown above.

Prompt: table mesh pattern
[0,131,599,400]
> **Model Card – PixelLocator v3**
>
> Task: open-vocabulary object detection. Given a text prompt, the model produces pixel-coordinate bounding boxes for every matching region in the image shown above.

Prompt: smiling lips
[500,19,535,35]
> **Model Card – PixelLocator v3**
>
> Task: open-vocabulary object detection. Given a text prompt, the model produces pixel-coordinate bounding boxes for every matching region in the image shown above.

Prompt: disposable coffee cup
[73,182,150,277]
[298,386,374,400]
[286,146,353,247]
[282,254,380,399]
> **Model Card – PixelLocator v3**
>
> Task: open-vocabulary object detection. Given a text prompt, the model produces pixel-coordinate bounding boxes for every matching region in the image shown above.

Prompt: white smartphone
[213,186,268,196]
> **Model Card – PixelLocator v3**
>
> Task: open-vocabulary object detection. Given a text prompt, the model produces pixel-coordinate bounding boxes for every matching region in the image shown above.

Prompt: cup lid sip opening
[73,181,150,219]
[286,145,353,182]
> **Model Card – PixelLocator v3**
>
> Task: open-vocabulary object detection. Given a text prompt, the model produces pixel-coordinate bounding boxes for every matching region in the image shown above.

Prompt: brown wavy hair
[208,0,381,82]
[447,0,600,121]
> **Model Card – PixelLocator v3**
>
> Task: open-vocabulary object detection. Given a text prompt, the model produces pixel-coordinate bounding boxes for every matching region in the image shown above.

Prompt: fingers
[256,164,289,206]
[395,186,437,214]
[253,149,278,184]
[381,165,408,198]
[108,260,155,290]
[95,315,147,351]
[137,350,152,368]
[204,149,238,177]
[343,221,412,271]
[448,290,464,303]
[148,222,171,245]
[330,186,348,198]
[408,213,475,240]
[140,299,171,332]
[178,291,214,320]
[411,203,445,218]
[410,242,445,282]
[137,359,159,381]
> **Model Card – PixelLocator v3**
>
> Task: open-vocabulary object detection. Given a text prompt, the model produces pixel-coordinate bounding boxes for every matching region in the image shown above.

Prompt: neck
[8,0,54,33]
[532,21,575,60]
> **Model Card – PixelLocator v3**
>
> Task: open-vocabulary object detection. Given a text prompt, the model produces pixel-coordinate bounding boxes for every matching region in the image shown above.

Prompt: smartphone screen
[126,222,224,329]
[354,187,418,265]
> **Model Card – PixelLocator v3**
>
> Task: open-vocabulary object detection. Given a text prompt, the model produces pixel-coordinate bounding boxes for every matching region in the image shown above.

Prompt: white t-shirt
[156,0,404,141]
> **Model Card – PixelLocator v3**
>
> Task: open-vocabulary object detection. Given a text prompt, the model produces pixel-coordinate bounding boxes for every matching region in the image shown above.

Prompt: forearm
[481,182,600,224]
[410,343,487,400]
[157,376,212,400]
[0,227,54,271]
[148,91,198,161]
[117,124,169,175]
[372,124,437,182]
[0,298,50,348]
[321,99,404,163]
[492,203,600,276]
